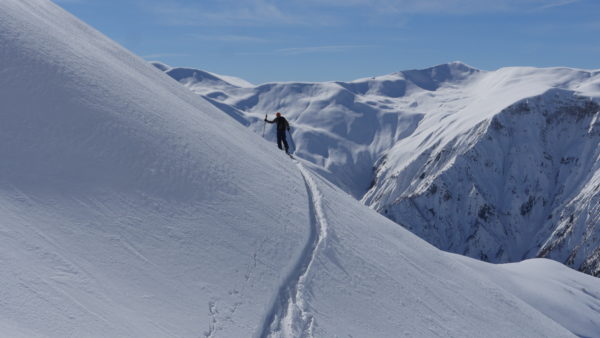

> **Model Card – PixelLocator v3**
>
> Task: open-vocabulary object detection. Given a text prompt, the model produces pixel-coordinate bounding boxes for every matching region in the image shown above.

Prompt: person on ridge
[264,112,290,153]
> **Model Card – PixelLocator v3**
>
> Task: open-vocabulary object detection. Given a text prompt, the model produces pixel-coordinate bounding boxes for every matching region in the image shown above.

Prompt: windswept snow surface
[2,0,600,337]
[455,256,600,338]
[284,167,598,338]
[156,61,600,276]
[1,1,309,337]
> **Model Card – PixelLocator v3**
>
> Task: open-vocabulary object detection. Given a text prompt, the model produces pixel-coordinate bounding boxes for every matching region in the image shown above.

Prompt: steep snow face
[157,62,600,275]
[362,69,600,275]
[3,1,600,337]
[364,67,600,274]
[0,1,310,337]
[364,84,600,275]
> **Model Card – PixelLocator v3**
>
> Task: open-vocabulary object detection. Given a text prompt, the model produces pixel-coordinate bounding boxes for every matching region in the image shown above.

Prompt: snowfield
[156,59,600,278]
[0,0,599,337]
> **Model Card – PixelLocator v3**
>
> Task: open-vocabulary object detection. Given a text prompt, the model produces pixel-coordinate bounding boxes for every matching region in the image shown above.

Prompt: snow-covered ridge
[150,61,254,93]
[154,60,486,198]
[1,1,310,336]
[365,89,600,272]
[2,0,600,336]
[156,60,600,276]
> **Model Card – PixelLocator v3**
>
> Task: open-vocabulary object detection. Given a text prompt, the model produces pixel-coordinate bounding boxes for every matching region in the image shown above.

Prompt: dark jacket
[266,116,290,131]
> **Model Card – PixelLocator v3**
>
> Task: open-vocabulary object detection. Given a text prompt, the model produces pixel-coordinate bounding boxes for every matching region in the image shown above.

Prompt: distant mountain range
[154,61,600,277]
[2,0,600,336]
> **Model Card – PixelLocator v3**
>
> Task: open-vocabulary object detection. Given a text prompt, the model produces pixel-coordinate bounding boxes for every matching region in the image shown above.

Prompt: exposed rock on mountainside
[157,62,600,275]
[8,1,600,336]
[365,90,600,276]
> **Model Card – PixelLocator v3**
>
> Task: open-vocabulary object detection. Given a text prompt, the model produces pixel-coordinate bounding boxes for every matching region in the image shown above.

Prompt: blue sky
[53,0,600,84]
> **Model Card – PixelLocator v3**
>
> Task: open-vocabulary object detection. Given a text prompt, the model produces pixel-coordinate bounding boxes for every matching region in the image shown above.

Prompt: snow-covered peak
[157,58,600,278]
[151,62,254,95]
[167,67,254,88]
[399,61,481,90]
[149,60,171,72]
[339,61,481,97]
[3,1,600,337]
[216,72,255,88]
[156,61,600,199]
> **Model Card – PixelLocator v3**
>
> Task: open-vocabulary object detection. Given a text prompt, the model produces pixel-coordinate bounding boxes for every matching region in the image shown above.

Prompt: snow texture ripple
[1,1,600,336]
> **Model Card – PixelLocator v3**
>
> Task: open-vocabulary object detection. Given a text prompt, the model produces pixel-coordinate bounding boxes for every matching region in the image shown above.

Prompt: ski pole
[262,114,267,137]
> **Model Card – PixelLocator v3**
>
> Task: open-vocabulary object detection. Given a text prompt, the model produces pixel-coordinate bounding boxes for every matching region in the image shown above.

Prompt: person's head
[276,112,281,117]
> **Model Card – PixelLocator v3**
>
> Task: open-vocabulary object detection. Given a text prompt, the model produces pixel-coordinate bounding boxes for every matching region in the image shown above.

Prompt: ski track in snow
[258,160,328,338]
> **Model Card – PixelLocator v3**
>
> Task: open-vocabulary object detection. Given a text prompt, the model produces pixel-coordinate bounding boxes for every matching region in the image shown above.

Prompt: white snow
[156,55,600,275]
[1,1,310,336]
[1,0,599,337]
[455,256,600,338]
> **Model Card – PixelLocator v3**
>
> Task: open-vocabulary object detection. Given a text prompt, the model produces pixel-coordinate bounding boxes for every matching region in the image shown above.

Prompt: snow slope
[1,0,599,337]
[1,1,310,336]
[455,256,600,338]
[154,61,479,199]
[290,165,600,338]
[156,61,600,276]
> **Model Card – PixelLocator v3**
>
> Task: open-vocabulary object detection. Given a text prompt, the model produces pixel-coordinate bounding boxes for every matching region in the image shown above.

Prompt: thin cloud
[144,0,349,27]
[293,0,580,14]
[277,45,375,55]
[143,0,583,30]
[538,0,579,9]
[147,0,305,27]
[141,53,190,59]
[190,34,271,43]
[52,0,89,3]
[235,45,375,56]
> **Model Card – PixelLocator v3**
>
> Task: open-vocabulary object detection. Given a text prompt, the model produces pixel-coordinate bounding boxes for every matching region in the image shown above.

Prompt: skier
[264,112,291,154]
